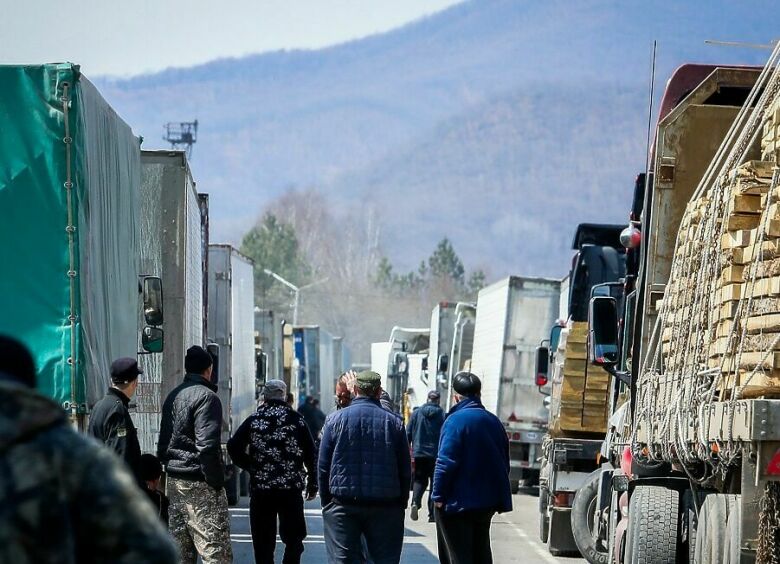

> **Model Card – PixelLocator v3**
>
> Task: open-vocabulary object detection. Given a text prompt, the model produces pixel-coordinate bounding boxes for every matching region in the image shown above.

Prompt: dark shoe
[410,503,419,521]
[428,516,435,523]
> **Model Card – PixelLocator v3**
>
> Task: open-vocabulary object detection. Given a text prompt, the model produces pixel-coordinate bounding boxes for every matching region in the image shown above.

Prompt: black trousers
[250,490,307,564]
[322,501,404,564]
[435,507,495,564]
[412,457,436,518]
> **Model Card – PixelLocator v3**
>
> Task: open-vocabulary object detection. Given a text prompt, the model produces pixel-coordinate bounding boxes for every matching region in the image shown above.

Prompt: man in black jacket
[157,345,232,564]
[88,357,143,483]
[407,390,445,522]
[228,379,317,564]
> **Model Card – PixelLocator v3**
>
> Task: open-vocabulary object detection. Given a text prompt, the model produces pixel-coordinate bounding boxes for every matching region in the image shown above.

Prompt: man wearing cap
[158,345,232,564]
[318,370,411,563]
[407,390,445,523]
[88,357,143,483]
[228,379,317,564]
[432,372,512,564]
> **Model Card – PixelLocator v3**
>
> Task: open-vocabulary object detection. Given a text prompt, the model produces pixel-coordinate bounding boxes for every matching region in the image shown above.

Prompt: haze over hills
[94,0,775,279]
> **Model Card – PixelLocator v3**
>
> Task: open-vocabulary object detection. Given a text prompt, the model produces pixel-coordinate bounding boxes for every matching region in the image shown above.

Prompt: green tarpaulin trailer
[0,64,144,421]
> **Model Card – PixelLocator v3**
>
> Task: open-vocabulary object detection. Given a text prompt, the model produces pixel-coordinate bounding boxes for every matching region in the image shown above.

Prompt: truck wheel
[693,494,736,564]
[540,510,550,544]
[539,489,550,543]
[571,472,609,564]
[627,486,679,564]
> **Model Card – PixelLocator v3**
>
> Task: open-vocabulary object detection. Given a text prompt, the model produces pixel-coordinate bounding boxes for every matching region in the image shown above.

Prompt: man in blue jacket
[318,370,411,564]
[432,372,512,564]
[407,390,445,522]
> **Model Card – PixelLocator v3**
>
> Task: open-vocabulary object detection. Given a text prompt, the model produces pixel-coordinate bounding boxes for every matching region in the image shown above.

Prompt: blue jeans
[322,502,404,564]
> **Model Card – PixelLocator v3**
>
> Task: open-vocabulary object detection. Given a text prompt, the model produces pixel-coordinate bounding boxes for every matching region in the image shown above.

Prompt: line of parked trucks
[0,63,355,507]
[364,48,780,564]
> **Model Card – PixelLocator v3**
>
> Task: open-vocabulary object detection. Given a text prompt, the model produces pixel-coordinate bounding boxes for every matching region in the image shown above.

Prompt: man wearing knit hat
[88,357,144,483]
[228,379,317,564]
[158,345,232,564]
[318,370,411,563]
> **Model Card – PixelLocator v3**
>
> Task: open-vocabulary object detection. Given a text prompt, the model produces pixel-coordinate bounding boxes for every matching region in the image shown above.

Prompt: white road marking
[495,520,558,564]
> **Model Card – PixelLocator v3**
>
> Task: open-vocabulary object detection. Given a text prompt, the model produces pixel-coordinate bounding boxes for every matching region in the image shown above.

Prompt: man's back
[433,397,512,514]
[318,396,410,504]
[0,382,177,563]
[88,388,141,480]
[157,374,224,488]
[408,403,445,458]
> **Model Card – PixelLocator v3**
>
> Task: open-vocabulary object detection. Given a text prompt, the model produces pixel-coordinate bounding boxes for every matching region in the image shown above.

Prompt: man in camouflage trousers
[158,346,232,563]
[0,335,178,564]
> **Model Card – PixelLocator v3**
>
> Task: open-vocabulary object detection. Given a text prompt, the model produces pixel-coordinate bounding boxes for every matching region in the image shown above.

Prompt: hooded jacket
[407,402,445,459]
[318,396,411,506]
[431,397,512,514]
[157,373,224,488]
[0,380,177,563]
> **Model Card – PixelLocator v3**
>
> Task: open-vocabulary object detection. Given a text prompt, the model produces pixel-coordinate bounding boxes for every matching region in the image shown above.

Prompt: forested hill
[95,0,775,277]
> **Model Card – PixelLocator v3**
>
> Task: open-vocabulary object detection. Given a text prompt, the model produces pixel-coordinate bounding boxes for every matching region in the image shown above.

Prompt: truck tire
[693,495,738,564]
[571,472,609,564]
[626,486,679,564]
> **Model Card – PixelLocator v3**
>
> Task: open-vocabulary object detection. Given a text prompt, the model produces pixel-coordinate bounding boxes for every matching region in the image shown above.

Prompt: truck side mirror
[141,326,164,353]
[535,346,549,387]
[206,343,220,385]
[589,296,619,366]
[142,276,164,326]
[549,325,563,354]
[437,354,449,374]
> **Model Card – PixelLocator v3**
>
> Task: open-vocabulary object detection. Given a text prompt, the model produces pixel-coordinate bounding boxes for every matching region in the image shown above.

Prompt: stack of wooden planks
[662,159,780,398]
[549,321,610,435]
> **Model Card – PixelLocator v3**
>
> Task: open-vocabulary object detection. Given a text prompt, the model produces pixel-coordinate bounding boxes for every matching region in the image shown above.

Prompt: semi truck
[371,327,430,419]
[135,150,207,452]
[293,325,322,405]
[0,63,162,430]
[255,308,282,386]
[470,276,560,493]
[536,223,627,559]
[429,302,477,407]
[582,60,776,563]
[207,244,257,505]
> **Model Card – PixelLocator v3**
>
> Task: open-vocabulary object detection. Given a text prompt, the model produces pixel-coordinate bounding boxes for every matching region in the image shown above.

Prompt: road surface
[229,491,586,563]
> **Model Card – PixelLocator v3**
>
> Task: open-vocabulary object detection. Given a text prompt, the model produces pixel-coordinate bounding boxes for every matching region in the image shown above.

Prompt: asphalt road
[229,491,586,563]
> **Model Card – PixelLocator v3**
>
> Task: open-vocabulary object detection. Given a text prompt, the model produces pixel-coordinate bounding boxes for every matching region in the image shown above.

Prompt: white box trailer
[135,150,205,454]
[470,276,561,491]
[207,244,256,504]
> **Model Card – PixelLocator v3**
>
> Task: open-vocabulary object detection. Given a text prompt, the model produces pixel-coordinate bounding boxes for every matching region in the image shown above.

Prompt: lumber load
[549,321,610,437]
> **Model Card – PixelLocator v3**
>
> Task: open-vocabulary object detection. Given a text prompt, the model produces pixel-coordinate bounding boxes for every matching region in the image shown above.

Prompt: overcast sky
[1,0,461,77]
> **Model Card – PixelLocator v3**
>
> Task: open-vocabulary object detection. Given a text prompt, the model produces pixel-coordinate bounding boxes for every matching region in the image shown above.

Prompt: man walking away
[88,357,143,483]
[432,372,512,564]
[407,390,445,523]
[158,345,232,564]
[319,371,411,564]
[228,379,317,564]
[0,335,177,563]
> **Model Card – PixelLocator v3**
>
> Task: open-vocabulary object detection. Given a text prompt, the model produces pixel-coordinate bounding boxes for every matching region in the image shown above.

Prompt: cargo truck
[470,277,560,493]
[0,63,163,429]
[255,308,282,386]
[371,327,430,419]
[536,223,627,559]
[134,150,209,452]
[583,61,776,564]
[207,244,257,505]
[293,325,322,406]
[429,302,477,407]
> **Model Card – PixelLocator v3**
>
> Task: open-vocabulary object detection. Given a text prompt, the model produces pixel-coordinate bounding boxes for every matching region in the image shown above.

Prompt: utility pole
[263,269,328,325]
[163,120,199,159]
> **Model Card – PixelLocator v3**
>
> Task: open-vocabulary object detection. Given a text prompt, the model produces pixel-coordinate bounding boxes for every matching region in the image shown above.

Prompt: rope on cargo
[633,39,780,478]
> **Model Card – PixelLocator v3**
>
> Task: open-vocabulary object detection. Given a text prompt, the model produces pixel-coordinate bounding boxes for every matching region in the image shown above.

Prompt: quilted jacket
[318,396,411,506]
[157,374,224,489]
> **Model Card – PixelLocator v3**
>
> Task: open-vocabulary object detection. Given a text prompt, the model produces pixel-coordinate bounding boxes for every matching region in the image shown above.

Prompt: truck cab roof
[571,224,626,250]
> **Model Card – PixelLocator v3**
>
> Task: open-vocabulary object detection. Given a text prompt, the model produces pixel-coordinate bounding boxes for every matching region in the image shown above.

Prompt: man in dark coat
[228,379,317,564]
[157,345,232,564]
[318,370,411,564]
[407,390,445,522]
[0,335,178,564]
[88,357,143,482]
[432,372,512,564]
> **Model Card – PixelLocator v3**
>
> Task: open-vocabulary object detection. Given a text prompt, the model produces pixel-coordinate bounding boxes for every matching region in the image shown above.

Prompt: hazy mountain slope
[93,0,775,276]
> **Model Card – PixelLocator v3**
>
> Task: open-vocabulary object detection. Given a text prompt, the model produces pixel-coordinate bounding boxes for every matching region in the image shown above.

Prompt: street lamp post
[263,269,328,325]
